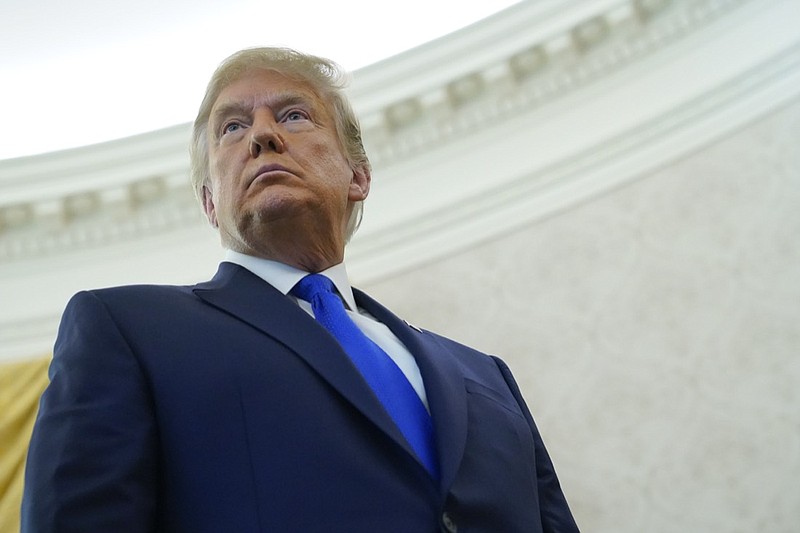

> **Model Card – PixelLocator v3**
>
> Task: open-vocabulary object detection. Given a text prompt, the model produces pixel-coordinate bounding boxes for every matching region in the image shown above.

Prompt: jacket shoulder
[77,282,195,305]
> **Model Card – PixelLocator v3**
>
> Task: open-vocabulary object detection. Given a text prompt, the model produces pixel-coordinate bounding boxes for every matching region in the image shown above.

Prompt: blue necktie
[291,274,439,479]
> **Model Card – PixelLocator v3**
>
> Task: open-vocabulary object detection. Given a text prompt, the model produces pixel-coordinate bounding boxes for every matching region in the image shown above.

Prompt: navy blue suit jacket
[23,262,578,532]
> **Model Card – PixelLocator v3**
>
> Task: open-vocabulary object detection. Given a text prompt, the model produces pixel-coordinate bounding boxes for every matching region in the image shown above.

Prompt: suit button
[441,511,457,533]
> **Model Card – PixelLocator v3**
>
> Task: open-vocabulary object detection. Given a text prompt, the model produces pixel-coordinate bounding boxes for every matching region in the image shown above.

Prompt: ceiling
[0,0,520,161]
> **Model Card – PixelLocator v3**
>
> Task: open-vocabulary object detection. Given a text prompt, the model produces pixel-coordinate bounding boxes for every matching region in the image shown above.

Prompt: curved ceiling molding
[1,0,798,359]
[344,0,800,280]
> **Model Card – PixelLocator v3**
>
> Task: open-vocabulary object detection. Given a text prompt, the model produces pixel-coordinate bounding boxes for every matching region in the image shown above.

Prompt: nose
[249,116,286,158]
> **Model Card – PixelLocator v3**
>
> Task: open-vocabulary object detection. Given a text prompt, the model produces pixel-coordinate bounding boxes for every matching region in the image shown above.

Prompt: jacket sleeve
[492,356,580,533]
[22,290,158,532]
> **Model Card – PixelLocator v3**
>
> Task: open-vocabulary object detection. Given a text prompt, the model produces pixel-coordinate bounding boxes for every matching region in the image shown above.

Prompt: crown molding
[347,41,800,281]
[0,0,771,263]
[2,0,799,360]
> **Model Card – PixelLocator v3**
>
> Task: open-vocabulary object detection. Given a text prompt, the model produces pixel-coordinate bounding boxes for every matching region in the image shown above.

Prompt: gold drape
[0,357,50,533]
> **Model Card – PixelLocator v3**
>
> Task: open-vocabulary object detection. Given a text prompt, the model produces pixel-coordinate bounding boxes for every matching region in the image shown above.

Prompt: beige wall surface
[362,96,800,532]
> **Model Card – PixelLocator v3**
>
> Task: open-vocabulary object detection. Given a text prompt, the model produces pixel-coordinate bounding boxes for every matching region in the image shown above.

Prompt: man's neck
[224,235,343,273]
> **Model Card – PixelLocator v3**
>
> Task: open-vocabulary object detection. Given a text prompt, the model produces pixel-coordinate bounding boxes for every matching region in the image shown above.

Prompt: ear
[348,164,371,202]
[201,185,218,228]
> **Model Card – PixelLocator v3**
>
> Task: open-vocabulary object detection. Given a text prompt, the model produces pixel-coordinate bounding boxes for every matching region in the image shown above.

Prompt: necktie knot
[291,273,336,303]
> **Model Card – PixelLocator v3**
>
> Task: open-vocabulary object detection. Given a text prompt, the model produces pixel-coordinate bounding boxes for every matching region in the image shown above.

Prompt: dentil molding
[1,0,799,360]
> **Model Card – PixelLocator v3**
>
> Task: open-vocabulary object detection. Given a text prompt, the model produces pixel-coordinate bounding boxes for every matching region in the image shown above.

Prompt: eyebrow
[209,92,314,130]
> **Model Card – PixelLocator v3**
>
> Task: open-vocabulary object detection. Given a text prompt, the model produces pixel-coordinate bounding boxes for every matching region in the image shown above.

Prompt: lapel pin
[404,319,423,333]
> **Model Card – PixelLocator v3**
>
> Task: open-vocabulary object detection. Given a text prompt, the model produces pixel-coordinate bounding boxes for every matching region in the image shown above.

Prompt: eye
[284,110,309,122]
[221,122,243,135]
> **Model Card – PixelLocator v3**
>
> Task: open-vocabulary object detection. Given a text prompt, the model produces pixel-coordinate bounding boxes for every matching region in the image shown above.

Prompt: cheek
[209,142,241,175]
[309,142,352,180]
[209,154,228,181]
[213,181,238,215]
[208,154,241,203]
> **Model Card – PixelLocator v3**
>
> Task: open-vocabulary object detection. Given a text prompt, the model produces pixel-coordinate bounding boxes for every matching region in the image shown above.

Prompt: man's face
[203,68,369,262]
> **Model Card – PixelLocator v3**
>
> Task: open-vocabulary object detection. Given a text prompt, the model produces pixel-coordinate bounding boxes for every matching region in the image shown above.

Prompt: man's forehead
[211,69,323,114]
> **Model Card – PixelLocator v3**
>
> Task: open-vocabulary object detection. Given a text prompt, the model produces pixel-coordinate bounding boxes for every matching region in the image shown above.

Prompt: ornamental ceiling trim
[0,0,764,264]
[347,42,800,281]
[352,0,752,168]
[3,0,800,360]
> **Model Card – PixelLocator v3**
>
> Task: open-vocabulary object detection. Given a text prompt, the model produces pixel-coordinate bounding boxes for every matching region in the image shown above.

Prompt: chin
[251,187,307,214]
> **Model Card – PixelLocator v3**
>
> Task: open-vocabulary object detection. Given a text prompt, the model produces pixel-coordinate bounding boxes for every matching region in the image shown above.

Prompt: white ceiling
[0,0,520,161]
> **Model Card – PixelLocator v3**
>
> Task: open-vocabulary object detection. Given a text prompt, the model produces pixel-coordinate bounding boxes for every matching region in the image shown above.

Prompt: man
[23,47,579,532]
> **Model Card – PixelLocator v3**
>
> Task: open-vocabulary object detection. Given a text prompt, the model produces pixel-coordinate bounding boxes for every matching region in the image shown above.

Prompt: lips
[250,164,294,185]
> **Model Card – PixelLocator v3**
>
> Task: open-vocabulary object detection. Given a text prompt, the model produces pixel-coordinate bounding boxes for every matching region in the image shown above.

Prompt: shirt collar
[223,249,358,311]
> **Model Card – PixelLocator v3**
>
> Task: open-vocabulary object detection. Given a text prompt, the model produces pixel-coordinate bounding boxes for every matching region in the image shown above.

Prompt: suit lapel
[354,288,469,491]
[193,263,411,455]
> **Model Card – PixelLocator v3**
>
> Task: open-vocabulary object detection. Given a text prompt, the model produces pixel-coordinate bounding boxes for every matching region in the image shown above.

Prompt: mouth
[251,164,294,186]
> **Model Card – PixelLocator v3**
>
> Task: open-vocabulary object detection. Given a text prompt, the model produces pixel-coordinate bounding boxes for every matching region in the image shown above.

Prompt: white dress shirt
[223,250,429,408]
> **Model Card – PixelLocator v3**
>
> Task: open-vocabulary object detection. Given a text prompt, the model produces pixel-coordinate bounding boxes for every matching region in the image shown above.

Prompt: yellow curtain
[0,357,50,533]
